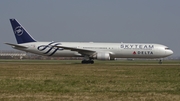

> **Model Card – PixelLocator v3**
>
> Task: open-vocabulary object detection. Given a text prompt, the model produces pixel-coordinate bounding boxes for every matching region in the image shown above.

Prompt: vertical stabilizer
[10,19,36,44]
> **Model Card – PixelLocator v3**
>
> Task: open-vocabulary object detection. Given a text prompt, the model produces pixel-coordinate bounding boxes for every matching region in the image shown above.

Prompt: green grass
[0,60,180,101]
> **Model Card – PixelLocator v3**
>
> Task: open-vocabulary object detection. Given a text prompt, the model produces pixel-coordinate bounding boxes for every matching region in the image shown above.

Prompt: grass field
[0,60,180,101]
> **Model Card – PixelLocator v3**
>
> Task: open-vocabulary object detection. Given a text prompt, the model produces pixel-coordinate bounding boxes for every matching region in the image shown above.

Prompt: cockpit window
[165,48,170,50]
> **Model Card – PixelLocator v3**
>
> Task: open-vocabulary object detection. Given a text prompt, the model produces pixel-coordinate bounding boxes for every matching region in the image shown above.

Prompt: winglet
[10,19,36,44]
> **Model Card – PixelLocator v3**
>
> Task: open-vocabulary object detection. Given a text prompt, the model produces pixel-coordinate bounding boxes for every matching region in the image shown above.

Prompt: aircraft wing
[4,43,28,48]
[55,45,96,55]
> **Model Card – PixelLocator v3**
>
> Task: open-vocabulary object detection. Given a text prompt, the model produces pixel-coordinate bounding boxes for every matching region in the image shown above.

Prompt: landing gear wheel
[81,60,86,64]
[81,60,94,64]
[159,60,162,64]
[90,60,94,64]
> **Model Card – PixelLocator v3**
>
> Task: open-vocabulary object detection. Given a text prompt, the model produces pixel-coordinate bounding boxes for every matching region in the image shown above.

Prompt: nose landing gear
[159,59,162,64]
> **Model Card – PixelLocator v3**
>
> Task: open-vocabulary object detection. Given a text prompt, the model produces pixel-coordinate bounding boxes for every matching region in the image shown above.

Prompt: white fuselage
[7,19,174,63]
[13,41,173,59]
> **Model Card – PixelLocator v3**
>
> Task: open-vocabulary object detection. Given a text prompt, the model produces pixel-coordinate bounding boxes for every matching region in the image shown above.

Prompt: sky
[0,0,179,57]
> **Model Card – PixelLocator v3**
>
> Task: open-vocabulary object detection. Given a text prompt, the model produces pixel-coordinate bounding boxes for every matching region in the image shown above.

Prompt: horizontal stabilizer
[5,43,28,48]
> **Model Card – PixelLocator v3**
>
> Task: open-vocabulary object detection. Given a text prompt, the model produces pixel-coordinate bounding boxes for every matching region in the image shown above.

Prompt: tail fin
[10,19,36,44]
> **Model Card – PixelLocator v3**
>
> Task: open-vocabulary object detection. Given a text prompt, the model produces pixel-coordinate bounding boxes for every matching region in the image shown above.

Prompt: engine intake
[94,52,110,60]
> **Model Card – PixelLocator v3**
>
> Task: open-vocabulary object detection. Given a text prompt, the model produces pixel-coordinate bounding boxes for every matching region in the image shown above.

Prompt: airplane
[5,19,173,64]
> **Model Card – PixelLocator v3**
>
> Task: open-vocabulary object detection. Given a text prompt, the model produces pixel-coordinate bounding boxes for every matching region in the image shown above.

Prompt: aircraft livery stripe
[44,43,60,54]
[49,48,60,56]
[37,42,56,51]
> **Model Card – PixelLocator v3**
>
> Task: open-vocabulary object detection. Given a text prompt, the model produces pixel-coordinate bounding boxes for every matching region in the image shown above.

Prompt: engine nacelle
[95,52,110,60]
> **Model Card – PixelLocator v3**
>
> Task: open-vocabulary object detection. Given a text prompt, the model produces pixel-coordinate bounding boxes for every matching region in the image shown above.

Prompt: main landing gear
[81,60,94,64]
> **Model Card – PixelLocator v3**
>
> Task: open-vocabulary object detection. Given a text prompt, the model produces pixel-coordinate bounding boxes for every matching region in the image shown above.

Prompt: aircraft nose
[166,50,173,56]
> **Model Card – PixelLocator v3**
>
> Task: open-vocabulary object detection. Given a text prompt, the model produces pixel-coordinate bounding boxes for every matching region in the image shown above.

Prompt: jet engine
[93,52,110,60]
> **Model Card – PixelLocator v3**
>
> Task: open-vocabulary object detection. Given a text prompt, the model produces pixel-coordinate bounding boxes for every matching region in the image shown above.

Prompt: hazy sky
[0,0,179,56]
